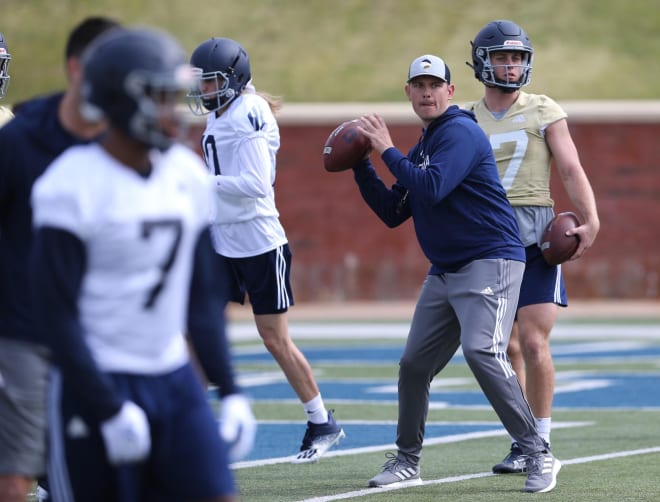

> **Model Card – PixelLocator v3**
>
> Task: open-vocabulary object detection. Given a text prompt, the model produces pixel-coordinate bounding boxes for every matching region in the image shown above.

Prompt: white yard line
[294,446,660,502]
[231,421,590,469]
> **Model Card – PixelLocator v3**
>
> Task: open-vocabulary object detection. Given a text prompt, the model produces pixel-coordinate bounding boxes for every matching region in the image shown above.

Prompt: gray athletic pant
[396,258,546,460]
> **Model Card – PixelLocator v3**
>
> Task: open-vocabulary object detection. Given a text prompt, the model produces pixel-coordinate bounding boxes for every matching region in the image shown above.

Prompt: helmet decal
[187,37,251,115]
[469,20,533,92]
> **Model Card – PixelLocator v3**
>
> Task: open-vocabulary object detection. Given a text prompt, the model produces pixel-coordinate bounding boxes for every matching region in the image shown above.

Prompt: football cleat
[292,410,345,464]
[492,442,527,474]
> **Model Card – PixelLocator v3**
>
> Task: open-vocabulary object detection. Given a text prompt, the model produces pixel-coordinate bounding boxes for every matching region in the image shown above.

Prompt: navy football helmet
[187,37,251,115]
[469,20,533,91]
[0,32,11,99]
[80,27,199,150]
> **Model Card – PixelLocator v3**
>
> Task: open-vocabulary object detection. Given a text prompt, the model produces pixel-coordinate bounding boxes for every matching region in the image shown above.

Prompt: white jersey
[32,143,213,374]
[201,91,287,257]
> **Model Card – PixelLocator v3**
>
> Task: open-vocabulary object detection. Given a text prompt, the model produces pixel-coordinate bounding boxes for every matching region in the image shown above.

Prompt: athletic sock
[303,394,328,424]
[535,417,552,445]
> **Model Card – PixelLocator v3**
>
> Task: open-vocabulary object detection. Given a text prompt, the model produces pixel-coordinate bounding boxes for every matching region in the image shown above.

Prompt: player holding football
[353,54,560,493]
[30,27,255,501]
[187,37,344,463]
[466,20,600,473]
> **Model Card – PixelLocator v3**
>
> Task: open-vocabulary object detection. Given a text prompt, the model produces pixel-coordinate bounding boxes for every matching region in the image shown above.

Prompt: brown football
[322,119,371,172]
[540,212,581,265]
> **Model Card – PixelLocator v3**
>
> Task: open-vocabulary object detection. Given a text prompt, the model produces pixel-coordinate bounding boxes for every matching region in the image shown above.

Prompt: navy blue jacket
[353,105,524,274]
[0,93,92,342]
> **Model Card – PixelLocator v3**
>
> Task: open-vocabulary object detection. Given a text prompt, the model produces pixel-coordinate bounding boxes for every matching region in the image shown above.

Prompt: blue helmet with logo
[80,27,198,150]
[188,37,251,115]
[469,20,533,91]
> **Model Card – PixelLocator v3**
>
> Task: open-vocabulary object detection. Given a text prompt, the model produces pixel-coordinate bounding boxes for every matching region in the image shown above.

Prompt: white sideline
[231,421,590,469]
[295,446,660,502]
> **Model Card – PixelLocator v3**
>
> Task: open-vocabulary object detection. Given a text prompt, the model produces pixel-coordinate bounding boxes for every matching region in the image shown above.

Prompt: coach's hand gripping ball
[540,211,581,265]
[323,119,371,172]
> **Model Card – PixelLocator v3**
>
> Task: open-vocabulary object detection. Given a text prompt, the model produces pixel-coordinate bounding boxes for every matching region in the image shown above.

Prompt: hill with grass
[2,0,659,107]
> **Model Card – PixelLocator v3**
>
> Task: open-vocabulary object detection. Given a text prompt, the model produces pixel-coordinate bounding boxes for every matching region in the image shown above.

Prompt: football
[322,119,371,172]
[540,211,581,265]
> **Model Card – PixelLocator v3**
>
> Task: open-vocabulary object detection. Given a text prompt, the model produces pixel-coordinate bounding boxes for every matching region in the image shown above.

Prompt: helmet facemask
[474,45,533,91]
[187,37,251,116]
[187,69,237,116]
[122,65,200,151]
[0,50,11,99]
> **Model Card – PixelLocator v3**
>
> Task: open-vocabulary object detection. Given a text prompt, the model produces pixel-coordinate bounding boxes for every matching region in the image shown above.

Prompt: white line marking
[231,421,590,469]
[294,446,660,502]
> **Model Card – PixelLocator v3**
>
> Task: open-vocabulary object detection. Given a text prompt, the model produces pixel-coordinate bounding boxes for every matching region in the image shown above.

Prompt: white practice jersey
[201,91,287,257]
[32,143,213,374]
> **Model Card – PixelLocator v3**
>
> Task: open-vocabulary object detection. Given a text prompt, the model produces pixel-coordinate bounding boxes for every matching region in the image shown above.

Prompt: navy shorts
[518,244,567,309]
[221,244,294,315]
[47,364,235,502]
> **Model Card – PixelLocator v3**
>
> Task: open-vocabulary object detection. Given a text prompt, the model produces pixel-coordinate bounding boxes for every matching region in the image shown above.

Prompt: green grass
[235,407,660,501]
[3,0,660,107]
[229,331,660,501]
[25,327,660,501]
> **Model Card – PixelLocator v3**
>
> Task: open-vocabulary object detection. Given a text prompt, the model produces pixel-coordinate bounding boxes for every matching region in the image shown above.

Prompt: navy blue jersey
[0,93,92,342]
[353,105,525,274]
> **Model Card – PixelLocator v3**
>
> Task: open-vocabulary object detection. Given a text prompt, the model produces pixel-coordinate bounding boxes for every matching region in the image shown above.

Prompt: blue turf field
[228,329,660,463]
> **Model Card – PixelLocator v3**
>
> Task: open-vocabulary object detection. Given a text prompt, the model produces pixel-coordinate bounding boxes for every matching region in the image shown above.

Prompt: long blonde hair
[243,81,283,115]
[257,91,283,115]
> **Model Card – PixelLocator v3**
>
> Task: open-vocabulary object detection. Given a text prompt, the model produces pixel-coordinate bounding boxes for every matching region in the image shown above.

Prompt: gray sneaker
[368,452,422,488]
[492,442,527,474]
[525,449,561,493]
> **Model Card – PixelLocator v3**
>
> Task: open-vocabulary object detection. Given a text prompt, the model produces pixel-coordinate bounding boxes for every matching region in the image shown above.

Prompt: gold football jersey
[465,92,567,207]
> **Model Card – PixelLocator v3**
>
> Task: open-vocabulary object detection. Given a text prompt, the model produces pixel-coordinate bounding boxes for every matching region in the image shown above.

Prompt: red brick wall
[190,104,660,301]
[552,122,660,298]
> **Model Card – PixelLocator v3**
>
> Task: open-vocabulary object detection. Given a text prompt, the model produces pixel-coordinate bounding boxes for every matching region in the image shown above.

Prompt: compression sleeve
[30,227,123,421]
[186,227,239,397]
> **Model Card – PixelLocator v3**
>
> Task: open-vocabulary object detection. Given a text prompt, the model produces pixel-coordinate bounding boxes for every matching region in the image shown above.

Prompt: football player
[0,18,119,502]
[188,37,345,463]
[30,27,255,502]
[465,20,599,473]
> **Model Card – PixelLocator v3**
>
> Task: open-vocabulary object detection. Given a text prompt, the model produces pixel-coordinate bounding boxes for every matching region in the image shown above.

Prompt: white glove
[219,393,257,462]
[100,401,151,465]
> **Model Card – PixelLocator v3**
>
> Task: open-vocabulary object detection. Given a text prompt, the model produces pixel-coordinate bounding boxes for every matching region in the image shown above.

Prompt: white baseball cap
[407,54,451,83]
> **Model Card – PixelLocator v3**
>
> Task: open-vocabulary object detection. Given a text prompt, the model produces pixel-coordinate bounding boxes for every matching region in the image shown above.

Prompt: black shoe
[492,442,527,474]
